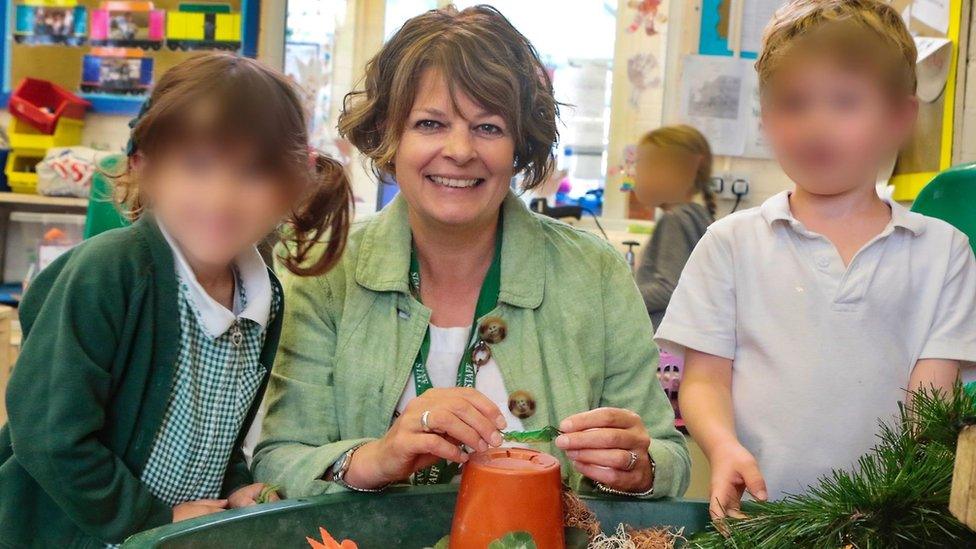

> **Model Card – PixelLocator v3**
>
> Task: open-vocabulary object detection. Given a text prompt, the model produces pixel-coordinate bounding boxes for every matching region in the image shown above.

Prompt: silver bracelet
[331,442,391,493]
[594,454,656,497]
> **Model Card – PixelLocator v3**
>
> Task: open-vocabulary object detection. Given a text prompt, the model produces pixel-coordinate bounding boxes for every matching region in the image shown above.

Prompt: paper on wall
[742,69,773,159]
[912,0,950,34]
[740,0,788,53]
[915,37,953,103]
[679,55,752,156]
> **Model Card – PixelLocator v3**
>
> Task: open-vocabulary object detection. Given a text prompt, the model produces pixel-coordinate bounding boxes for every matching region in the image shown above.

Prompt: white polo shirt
[655,191,976,499]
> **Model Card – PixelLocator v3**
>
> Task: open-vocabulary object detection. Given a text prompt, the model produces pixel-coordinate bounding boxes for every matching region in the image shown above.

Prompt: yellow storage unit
[8,117,83,151]
[215,13,240,42]
[5,150,46,194]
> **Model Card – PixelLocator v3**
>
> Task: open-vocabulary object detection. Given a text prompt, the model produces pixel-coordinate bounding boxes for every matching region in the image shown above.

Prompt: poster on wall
[678,55,752,156]
[742,69,773,159]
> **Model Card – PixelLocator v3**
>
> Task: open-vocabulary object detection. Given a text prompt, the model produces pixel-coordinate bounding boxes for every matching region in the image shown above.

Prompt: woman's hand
[227,483,280,508]
[344,387,507,489]
[555,407,653,493]
[707,442,767,519]
[172,499,227,522]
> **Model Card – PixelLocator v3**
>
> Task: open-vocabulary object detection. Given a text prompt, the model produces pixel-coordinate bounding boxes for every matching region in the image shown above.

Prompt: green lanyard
[408,224,502,484]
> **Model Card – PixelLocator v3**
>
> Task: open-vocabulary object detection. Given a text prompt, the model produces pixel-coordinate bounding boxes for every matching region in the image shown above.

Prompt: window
[452,1,618,208]
[283,0,350,160]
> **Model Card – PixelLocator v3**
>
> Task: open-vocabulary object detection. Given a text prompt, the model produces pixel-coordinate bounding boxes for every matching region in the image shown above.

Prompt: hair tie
[125,98,152,157]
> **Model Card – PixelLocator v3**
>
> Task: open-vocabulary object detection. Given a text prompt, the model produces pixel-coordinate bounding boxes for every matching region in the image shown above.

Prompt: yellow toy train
[87,1,240,51]
[166,2,241,51]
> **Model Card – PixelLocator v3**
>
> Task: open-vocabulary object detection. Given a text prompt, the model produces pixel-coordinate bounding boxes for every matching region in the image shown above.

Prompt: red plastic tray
[9,78,91,135]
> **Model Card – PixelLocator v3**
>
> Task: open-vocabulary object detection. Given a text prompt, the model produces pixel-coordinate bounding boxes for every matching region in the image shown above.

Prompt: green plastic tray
[123,485,710,548]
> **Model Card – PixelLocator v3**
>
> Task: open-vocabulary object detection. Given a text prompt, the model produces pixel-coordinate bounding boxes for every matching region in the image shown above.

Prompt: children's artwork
[608,144,638,191]
[626,0,664,36]
[626,53,661,108]
[678,55,752,156]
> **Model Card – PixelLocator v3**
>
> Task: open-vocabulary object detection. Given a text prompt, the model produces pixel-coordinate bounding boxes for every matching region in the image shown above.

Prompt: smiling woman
[252,5,690,501]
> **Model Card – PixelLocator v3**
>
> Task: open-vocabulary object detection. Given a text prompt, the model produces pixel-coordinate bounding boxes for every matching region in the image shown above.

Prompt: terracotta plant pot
[450,447,564,549]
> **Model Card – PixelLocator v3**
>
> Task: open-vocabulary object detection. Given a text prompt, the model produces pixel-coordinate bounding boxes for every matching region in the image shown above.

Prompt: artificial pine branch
[689,384,976,548]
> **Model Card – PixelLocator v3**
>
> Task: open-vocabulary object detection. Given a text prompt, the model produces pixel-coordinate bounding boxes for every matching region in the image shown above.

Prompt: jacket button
[471,340,492,367]
[508,390,536,419]
[478,316,507,344]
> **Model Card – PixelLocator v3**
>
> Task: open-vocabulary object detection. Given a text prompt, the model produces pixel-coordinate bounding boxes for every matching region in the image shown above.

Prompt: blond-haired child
[631,125,715,328]
[656,0,976,518]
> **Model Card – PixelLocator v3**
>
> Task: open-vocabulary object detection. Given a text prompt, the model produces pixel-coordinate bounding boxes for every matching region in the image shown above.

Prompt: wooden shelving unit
[0,192,88,209]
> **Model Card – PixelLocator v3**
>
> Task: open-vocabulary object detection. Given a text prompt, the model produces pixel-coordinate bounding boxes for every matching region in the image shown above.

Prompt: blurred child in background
[632,125,715,328]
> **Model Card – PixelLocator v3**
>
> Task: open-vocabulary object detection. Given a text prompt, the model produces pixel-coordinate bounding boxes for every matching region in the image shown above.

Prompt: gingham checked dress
[138,226,280,509]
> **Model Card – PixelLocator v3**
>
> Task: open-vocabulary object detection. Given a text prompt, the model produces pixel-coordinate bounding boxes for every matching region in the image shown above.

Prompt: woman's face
[632,143,698,209]
[395,68,515,231]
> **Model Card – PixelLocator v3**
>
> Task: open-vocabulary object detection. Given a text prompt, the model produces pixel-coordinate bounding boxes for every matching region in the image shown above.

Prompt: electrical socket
[712,174,750,200]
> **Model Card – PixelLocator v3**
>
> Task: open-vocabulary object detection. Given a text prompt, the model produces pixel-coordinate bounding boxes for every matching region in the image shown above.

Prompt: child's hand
[227,483,280,508]
[708,443,767,519]
[172,499,227,522]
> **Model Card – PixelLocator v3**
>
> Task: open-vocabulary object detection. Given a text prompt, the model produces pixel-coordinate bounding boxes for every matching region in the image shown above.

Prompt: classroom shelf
[0,192,88,209]
[0,0,261,115]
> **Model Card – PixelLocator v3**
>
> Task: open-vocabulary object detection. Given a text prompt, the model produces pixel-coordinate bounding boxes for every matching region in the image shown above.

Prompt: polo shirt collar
[355,190,546,309]
[761,190,927,236]
[157,220,272,338]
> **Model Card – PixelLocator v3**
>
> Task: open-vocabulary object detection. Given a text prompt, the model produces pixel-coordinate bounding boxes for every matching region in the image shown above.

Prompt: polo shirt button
[478,316,507,344]
[817,257,830,268]
[508,390,536,419]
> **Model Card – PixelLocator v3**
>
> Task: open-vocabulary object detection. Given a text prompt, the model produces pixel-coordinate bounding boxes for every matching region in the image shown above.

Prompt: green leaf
[501,426,562,443]
[487,531,537,549]
[428,535,450,549]
[256,484,279,504]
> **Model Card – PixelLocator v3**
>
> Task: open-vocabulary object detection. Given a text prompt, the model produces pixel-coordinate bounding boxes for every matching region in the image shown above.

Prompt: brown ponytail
[639,124,716,220]
[280,153,353,277]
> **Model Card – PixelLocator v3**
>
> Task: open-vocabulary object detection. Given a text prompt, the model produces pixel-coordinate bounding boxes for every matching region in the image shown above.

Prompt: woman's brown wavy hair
[113,53,352,276]
[338,4,559,189]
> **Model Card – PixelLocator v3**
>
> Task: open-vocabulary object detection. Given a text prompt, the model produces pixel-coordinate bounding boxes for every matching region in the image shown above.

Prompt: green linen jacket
[0,217,283,548]
[254,192,690,499]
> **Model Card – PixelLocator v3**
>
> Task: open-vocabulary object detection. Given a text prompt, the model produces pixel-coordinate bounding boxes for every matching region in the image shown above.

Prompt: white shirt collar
[760,190,927,236]
[157,220,272,339]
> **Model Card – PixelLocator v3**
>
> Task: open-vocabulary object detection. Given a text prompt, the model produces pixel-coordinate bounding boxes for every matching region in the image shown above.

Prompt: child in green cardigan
[0,53,353,547]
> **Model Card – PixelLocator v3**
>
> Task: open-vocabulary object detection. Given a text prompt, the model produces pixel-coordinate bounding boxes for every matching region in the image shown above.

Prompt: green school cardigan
[0,217,283,548]
[253,192,690,499]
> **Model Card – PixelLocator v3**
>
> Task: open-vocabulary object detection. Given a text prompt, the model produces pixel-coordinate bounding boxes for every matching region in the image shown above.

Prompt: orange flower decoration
[306,526,358,549]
